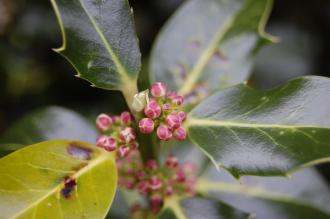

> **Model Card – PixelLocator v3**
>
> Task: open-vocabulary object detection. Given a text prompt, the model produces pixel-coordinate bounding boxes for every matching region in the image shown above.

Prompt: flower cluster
[135,82,187,141]
[117,151,197,213]
[94,81,197,215]
[95,111,138,157]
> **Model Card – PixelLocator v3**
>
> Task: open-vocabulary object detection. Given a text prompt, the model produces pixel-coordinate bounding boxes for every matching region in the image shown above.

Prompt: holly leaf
[0,106,97,156]
[0,140,117,218]
[158,197,250,219]
[51,0,141,101]
[186,76,330,178]
[198,167,330,219]
[0,144,24,158]
[150,0,276,96]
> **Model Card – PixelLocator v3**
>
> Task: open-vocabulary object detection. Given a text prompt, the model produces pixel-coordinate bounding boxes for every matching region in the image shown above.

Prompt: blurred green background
[1,0,330,179]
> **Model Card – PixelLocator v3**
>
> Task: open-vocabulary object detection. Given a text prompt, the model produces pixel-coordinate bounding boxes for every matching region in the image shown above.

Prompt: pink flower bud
[172,95,184,106]
[117,146,130,157]
[157,125,172,141]
[167,91,177,100]
[137,181,149,194]
[165,113,181,129]
[144,100,161,119]
[104,137,117,151]
[165,186,174,196]
[146,159,158,170]
[162,103,171,112]
[120,111,131,125]
[129,141,139,150]
[96,135,107,147]
[126,167,134,174]
[135,170,145,180]
[150,194,163,209]
[96,113,112,131]
[112,116,121,125]
[174,169,186,182]
[177,111,187,122]
[139,118,154,133]
[124,178,135,189]
[130,203,142,213]
[151,82,167,97]
[119,127,136,143]
[96,136,117,151]
[182,162,197,174]
[148,176,162,190]
[165,155,179,168]
[174,126,187,141]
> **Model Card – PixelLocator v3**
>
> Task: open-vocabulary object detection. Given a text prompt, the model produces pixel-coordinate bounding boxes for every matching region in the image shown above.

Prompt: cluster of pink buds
[95,111,138,158]
[134,82,187,141]
[117,152,197,214]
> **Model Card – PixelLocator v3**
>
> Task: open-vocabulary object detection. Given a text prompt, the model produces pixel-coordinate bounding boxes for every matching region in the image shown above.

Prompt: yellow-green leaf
[0,140,117,219]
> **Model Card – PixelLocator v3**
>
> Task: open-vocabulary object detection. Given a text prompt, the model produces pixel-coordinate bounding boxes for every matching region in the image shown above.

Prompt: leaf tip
[247,213,257,219]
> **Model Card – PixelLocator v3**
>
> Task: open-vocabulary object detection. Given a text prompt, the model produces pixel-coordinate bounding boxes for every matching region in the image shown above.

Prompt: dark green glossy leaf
[158,197,250,219]
[51,0,140,101]
[198,168,330,219]
[150,0,276,96]
[0,140,117,218]
[187,76,330,177]
[0,106,97,156]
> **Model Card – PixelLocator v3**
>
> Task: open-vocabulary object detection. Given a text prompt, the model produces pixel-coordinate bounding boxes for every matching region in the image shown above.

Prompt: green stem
[121,81,159,162]
[137,132,159,162]
[121,82,138,113]
[164,196,188,219]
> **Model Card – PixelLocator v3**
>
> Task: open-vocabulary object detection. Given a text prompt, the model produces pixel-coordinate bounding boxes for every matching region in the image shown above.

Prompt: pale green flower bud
[132,89,149,112]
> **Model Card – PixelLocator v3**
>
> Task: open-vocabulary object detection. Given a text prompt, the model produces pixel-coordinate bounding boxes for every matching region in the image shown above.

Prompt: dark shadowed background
[0,0,330,180]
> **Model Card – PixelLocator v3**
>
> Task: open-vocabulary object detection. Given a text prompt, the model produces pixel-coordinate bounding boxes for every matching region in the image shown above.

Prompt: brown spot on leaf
[67,142,93,160]
[61,176,77,199]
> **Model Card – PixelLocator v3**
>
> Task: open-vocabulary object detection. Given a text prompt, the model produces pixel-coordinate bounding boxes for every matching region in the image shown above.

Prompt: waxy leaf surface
[150,0,275,96]
[0,140,117,219]
[51,0,140,98]
[1,106,97,145]
[199,167,330,219]
[187,76,330,177]
[0,106,97,157]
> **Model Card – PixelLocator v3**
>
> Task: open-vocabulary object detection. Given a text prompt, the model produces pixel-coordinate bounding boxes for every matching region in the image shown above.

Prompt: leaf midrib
[196,179,330,214]
[187,118,330,130]
[51,0,133,86]
[78,0,132,84]
[178,14,235,96]
[10,153,111,219]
